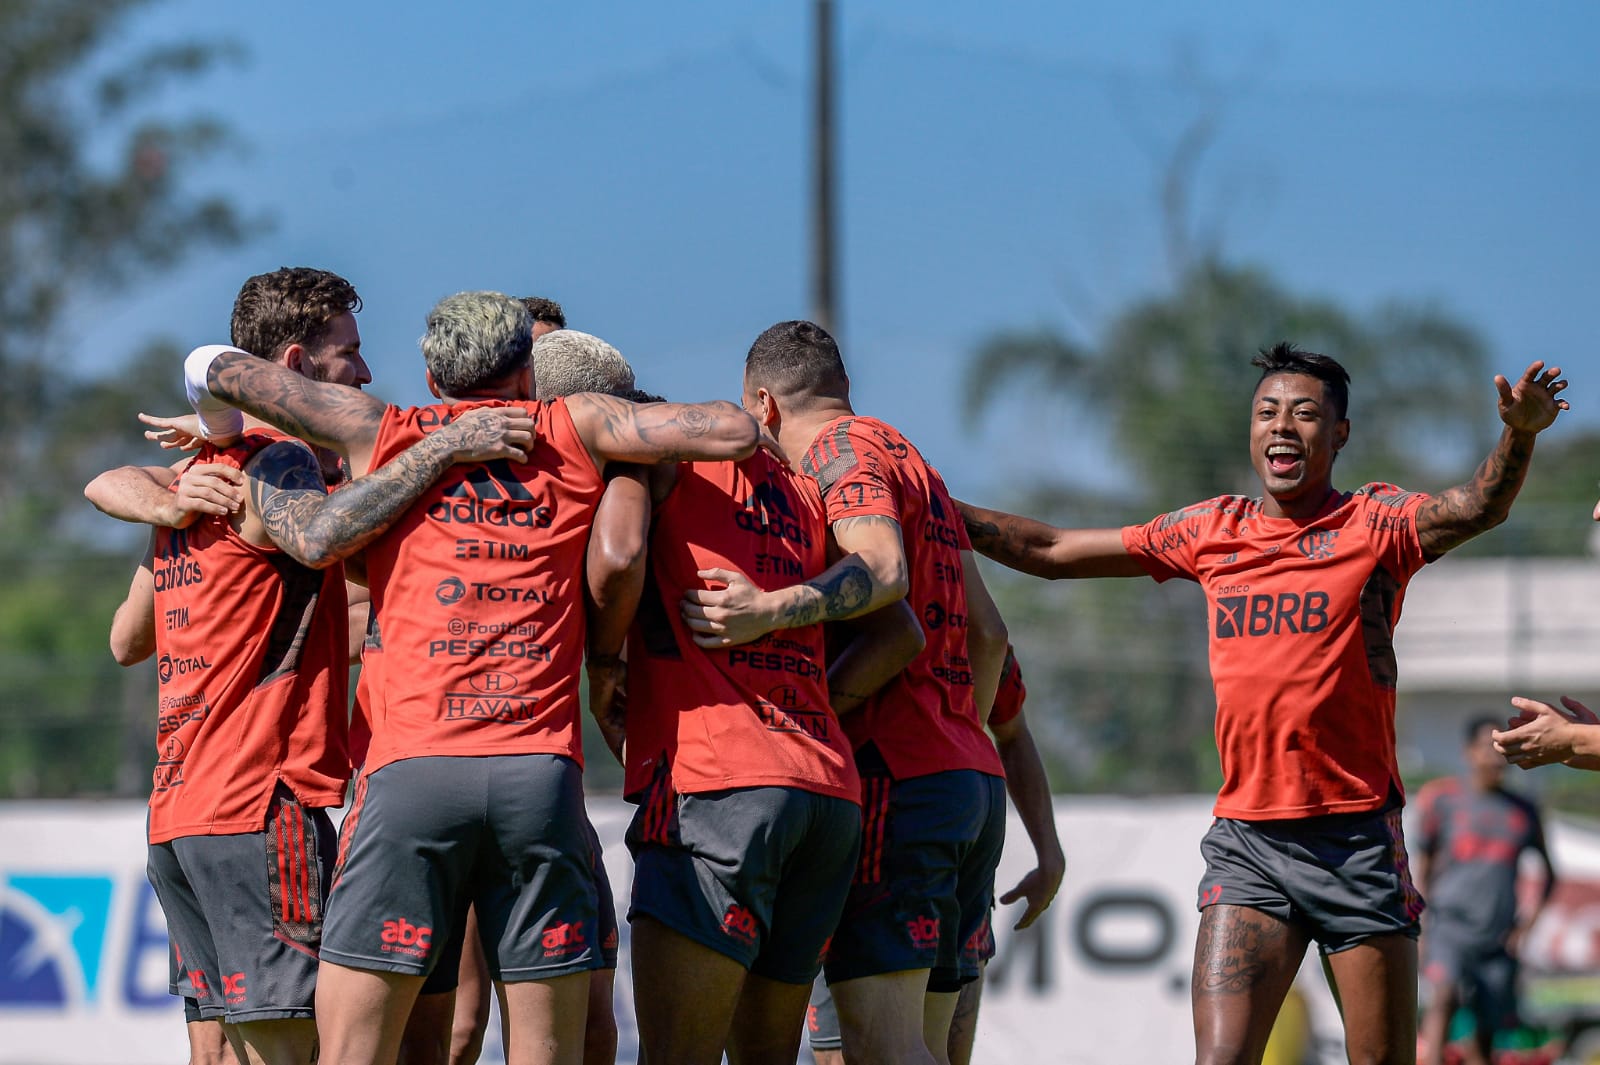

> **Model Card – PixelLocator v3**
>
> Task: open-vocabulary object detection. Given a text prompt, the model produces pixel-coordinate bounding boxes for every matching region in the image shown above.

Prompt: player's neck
[784,401,854,455]
[1260,483,1338,521]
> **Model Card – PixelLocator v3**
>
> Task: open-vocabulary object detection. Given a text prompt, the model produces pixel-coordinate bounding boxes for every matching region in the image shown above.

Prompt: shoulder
[1414,776,1461,809]
[243,438,323,488]
[1351,483,1427,509]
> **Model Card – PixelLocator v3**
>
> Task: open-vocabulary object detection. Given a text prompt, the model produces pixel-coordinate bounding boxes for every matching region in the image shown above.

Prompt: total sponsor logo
[157,652,211,685]
[541,920,586,959]
[380,918,432,958]
[435,576,553,607]
[922,601,966,631]
[1212,589,1330,640]
[905,914,941,951]
[0,872,176,1011]
[721,904,759,946]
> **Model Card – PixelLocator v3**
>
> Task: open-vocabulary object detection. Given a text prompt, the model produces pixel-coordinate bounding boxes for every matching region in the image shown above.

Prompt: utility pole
[810,0,837,334]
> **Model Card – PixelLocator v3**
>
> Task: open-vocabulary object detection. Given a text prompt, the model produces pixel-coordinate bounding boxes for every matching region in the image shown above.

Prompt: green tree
[0,0,251,797]
[964,256,1500,793]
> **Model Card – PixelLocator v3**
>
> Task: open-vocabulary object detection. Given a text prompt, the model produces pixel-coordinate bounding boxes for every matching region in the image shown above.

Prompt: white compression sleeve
[184,345,247,441]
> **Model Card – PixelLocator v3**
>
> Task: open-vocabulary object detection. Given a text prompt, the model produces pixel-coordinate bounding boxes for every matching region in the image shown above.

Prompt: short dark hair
[1250,342,1351,421]
[622,387,666,404]
[231,267,361,360]
[519,296,566,329]
[744,320,848,402]
[1464,714,1501,742]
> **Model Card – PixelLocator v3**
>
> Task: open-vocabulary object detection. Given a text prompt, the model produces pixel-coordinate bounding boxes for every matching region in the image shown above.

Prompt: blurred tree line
[1,0,248,797]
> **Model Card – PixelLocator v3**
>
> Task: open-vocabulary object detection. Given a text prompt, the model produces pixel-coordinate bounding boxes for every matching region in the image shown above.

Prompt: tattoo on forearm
[781,560,875,627]
[1416,429,1536,557]
[210,355,381,450]
[251,435,455,565]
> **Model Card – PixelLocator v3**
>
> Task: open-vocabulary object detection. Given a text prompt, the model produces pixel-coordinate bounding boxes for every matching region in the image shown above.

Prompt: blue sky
[76,0,1600,499]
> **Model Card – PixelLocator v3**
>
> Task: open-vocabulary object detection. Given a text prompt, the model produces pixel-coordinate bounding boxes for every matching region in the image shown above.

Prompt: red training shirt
[358,399,605,774]
[801,415,1004,781]
[625,454,860,803]
[149,431,350,844]
[1121,484,1431,820]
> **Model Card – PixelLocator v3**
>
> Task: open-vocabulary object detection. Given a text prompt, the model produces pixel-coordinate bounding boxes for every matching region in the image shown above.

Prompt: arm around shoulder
[566,392,759,470]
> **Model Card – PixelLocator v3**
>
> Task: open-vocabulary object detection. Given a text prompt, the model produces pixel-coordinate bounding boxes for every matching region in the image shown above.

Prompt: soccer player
[685,320,1011,1065]
[399,327,642,1065]
[956,344,1569,1065]
[622,352,931,1063]
[87,268,534,1065]
[1414,717,1555,1065]
[805,646,1065,1065]
[183,291,764,1065]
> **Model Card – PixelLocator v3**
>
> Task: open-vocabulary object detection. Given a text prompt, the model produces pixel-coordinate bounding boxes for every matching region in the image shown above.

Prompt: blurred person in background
[1414,716,1555,1065]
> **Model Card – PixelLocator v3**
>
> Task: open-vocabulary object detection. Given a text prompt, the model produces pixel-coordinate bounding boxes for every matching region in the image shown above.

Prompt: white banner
[5,796,1595,1064]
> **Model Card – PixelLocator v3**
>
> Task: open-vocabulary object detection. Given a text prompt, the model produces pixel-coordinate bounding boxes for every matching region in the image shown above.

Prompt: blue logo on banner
[0,875,115,1006]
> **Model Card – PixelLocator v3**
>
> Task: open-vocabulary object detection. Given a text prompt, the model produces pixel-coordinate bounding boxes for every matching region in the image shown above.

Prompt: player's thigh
[321,759,481,982]
[1323,933,1417,1065]
[220,1017,318,1065]
[630,916,750,1064]
[726,972,815,1065]
[830,969,939,1065]
[756,791,860,986]
[1192,905,1311,1065]
[497,972,591,1065]
[476,755,600,983]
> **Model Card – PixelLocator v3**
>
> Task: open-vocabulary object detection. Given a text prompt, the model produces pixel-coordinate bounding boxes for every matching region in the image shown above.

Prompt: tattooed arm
[565,392,759,474]
[955,499,1144,579]
[109,533,158,666]
[1415,360,1569,560]
[202,349,387,472]
[679,515,909,648]
[241,407,536,567]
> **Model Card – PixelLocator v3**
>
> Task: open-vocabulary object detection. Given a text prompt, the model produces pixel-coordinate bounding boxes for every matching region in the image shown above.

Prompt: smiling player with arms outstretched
[956,344,1568,1065]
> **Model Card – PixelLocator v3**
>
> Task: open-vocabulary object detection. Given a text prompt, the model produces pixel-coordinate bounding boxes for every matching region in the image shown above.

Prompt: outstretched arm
[1415,361,1568,560]
[565,392,759,473]
[85,462,245,528]
[991,711,1065,930]
[245,407,536,568]
[1495,696,1600,771]
[678,515,908,648]
[955,499,1145,579]
[193,346,387,472]
[110,534,158,666]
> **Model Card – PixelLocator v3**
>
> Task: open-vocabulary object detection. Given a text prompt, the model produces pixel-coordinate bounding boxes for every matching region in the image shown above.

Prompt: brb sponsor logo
[380,918,432,958]
[722,904,759,946]
[1,872,182,1012]
[541,920,587,959]
[1212,588,1330,639]
[905,915,941,951]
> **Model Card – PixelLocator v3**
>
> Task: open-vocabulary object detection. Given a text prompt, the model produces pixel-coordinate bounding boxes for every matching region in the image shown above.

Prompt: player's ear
[425,369,442,400]
[281,343,305,374]
[754,387,780,426]
[1334,418,1350,453]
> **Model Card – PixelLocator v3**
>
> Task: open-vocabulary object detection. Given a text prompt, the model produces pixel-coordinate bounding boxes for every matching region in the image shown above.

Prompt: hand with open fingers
[141,411,220,450]
[680,567,777,648]
[999,854,1065,930]
[173,463,246,523]
[1496,360,1569,434]
[1494,696,1598,769]
[438,406,536,464]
